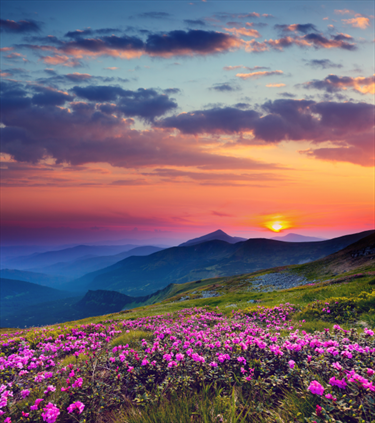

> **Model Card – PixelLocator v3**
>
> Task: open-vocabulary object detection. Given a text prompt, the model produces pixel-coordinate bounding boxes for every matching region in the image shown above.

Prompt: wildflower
[367,368,374,376]
[30,398,43,410]
[210,362,218,367]
[67,401,85,414]
[308,381,324,395]
[329,377,347,389]
[41,402,60,423]
[44,385,56,395]
[316,405,322,416]
[21,389,30,398]
[288,360,295,369]
[72,378,83,388]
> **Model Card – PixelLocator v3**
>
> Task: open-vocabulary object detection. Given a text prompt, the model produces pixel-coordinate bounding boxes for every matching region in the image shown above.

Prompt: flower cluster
[0,306,374,422]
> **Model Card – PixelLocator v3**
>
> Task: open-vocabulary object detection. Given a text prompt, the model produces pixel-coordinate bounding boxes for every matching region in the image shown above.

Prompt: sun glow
[263,215,293,233]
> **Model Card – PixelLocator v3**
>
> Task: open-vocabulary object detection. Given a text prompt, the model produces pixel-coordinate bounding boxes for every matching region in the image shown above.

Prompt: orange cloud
[266,83,286,87]
[42,55,82,67]
[236,70,283,79]
[224,27,261,38]
[334,9,355,15]
[0,47,14,52]
[342,17,370,29]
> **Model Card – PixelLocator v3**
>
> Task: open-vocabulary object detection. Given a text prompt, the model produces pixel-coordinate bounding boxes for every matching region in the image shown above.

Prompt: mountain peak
[179,230,246,247]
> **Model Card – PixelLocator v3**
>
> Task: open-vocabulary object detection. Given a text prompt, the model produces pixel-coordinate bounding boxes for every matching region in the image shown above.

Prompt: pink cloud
[342,17,370,29]
[236,70,283,79]
[224,27,261,38]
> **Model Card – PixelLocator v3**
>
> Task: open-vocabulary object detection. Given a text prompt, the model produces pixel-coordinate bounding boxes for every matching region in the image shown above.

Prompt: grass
[103,381,322,423]
[110,330,153,348]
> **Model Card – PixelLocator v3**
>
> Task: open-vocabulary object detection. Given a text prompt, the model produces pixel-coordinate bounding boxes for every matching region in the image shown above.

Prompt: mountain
[1,244,140,270]
[27,245,164,278]
[179,229,246,247]
[0,269,72,288]
[271,233,326,242]
[3,232,374,328]
[82,230,374,297]
[0,278,75,325]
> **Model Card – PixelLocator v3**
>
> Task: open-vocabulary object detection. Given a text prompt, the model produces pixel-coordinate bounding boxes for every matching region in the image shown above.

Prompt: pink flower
[44,385,56,395]
[308,381,325,395]
[288,360,295,369]
[4,418,11,423]
[67,401,85,414]
[41,402,60,423]
[332,362,342,371]
[141,358,149,366]
[21,389,30,398]
[210,362,218,367]
[72,378,83,388]
[30,398,43,410]
[316,404,322,416]
[329,377,347,389]
[367,368,375,376]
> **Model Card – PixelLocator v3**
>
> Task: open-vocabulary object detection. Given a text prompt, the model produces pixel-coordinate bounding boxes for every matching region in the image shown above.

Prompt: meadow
[1,267,375,423]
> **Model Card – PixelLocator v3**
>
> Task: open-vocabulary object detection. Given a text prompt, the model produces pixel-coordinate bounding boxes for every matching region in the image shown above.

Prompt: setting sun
[271,222,283,232]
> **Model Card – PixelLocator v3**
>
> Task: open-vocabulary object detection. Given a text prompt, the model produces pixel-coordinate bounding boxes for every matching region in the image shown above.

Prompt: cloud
[244,33,356,52]
[209,83,239,92]
[334,9,355,15]
[224,65,270,71]
[266,83,286,87]
[302,74,375,94]
[0,47,14,52]
[223,65,243,70]
[224,27,261,38]
[305,59,343,69]
[64,28,120,38]
[342,17,370,29]
[42,55,82,67]
[278,92,296,98]
[0,84,280,171]
[138,12,171,19]
[143,168,285,185]
[31,87,74,106]
[274,23,318,34]
[155,99,374,166]
[72,86,178,121]
[163,88,180,94]
[0,19,41,33]
[65,72,92,82]
[184,19,206,26]
[236,70,283,79]
[21,29,242,61]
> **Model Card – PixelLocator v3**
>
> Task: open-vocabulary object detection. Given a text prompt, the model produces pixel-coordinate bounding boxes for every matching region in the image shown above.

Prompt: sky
[0,1,374,246]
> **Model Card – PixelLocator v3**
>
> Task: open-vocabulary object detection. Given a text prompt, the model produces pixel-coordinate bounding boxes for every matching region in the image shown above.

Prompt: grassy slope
[13,233,373,331]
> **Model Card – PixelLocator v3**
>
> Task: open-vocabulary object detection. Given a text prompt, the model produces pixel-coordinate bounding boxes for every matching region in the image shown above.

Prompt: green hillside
[86,230,373,296]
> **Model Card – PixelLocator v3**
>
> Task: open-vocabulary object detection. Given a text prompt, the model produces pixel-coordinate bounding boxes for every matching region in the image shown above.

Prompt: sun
[262,215,293,233]
[270,222,283,232]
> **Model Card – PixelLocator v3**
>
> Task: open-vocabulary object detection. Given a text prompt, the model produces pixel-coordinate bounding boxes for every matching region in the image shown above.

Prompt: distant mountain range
[271,233,326,242]
[72,230,374,297]
[0,244,140,270]
[3,231,374,328]
[179,230,246,247]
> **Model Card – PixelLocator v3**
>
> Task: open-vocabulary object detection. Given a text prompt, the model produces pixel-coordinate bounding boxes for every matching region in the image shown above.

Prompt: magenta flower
[308,381,325,395]
[41,402,60,423]
[21,389,30,398]
[67,401,85,414]
[72,378,83,388]
[30,398,43,410]
[329,377,347,389]
[288,360,295,369]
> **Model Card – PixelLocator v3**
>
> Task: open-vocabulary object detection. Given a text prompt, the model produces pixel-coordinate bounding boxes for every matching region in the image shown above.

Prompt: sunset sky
[1,1,374,245]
